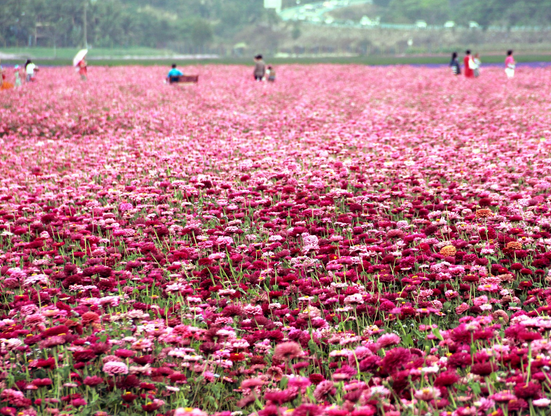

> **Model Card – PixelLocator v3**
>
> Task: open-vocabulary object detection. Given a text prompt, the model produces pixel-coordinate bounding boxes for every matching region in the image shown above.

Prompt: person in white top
[25,60,38,82]
[473,53,481,77]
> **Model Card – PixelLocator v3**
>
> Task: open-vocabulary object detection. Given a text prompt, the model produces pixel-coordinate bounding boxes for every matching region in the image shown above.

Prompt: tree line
[0,0,276,49]
[2,0,551,50]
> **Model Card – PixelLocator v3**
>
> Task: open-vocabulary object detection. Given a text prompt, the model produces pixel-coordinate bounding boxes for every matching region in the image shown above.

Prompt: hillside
[2,0,551,56]
[0,0,276,52]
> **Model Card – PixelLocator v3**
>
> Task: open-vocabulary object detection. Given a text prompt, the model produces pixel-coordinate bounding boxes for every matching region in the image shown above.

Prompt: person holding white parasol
[73,49,88,81]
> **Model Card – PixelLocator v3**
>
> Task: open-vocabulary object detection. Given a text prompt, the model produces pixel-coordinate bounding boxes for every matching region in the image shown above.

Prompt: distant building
[264,0,282,13]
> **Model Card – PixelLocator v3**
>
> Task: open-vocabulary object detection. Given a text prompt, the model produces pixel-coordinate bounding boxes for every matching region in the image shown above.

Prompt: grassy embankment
[2,47,551,66]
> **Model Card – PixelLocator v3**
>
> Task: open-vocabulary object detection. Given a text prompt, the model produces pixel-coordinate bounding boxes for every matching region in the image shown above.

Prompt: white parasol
[73,49,88,67]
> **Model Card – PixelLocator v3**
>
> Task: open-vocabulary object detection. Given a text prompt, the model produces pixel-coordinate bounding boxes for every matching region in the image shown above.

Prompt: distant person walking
[473,53,481,77]
[450,52,461,76]
[253,55,266,81]
[505,50,516,79]
[463,50,474,78]
[25,60,37,82]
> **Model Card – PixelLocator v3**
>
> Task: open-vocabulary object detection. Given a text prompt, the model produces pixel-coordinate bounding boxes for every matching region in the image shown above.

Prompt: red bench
[169,75,199,84]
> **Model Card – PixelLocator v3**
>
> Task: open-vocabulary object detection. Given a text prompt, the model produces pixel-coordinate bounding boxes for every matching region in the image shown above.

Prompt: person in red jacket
[463,50,474,78]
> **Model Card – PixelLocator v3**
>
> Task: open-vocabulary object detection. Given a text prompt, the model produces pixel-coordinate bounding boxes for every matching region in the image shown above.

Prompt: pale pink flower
[414,387,441,401]
[102,361,128,375]
[533,398,551,407]
[376,333,401,349]
[455,303,470,314]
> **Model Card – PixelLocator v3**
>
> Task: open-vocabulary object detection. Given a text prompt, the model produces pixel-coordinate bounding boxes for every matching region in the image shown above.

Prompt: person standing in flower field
[463,50,475,78]
[266,65,276,82]
[505,50,516,79]
[25,59,38,82]
[450,52,461,76]
[78,57,88,81]
[0,60,14,90]
[253,55,266,81]
[14,66,22,87]
[473,53,481,77]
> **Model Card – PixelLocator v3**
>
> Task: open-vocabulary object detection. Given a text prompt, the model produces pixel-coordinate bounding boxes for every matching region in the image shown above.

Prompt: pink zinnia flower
[414,387,441,401]
[376,333,401,349]
[102,361,128,375]
[455,303,469,314]
[174,409,208,416]
[314,381,335,401]
[273,342,303,361]
[490,391,516,402]
[119,203,133,212]
[533,398,551,407]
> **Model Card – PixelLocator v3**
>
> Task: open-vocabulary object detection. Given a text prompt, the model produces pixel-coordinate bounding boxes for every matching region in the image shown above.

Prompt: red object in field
[178,75,199,83]
[464,56,474,78]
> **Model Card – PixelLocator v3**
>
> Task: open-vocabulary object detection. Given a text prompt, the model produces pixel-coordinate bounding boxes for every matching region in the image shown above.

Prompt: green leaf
[432,327,444,341]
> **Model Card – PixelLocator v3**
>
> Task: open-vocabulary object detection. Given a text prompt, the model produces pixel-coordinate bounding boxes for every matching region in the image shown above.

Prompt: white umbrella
[73,49,88,67]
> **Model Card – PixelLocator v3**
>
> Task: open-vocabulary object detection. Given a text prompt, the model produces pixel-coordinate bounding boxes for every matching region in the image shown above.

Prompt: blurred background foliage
[2,0,551,53]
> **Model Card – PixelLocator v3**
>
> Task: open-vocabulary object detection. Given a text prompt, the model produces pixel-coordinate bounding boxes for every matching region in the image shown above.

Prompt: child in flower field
[473,53,481,77]
[266,66,276,82]
[14,65,22,87]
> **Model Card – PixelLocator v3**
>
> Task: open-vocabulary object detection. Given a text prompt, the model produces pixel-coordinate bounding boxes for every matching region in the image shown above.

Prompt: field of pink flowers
[1,64,551,416]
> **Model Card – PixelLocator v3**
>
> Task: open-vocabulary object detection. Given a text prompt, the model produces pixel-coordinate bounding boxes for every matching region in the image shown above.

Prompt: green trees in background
[2,0,551,49]
[0,0,272,49]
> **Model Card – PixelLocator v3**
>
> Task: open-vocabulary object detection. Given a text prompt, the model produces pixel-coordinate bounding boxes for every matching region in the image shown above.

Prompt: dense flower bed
[1,65,551,416]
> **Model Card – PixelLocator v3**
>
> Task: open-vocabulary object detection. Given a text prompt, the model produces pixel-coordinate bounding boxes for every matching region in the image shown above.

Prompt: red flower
[308,373,325,385]
[31,378,53,387]
[71,398,87,407]
[121,392,138,403]
[514,382,541,399]
[83,376,104,387]
[294,404,322,416]
[470,363,496,376]
[115,349,135,358]
[434,372,459,387]
[380,348,411,374]
[141,399,165,412]
[40,325,69,339]
[264,389,297,404]
[73,350,96,362]
[517,331,542,342]
[359,356,382,373]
